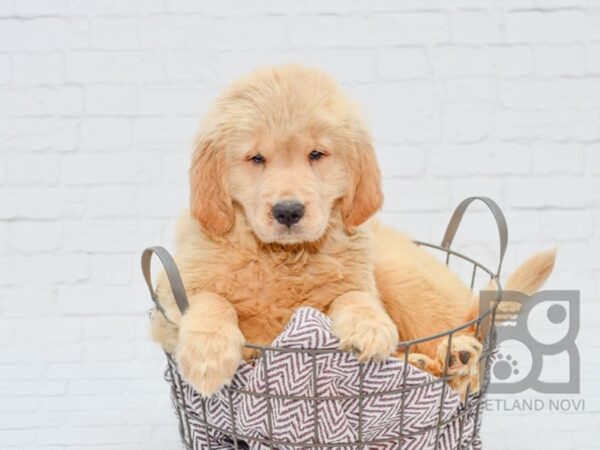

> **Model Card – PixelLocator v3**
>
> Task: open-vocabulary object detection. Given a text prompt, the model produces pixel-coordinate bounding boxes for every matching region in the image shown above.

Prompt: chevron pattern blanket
[166,307,483,450]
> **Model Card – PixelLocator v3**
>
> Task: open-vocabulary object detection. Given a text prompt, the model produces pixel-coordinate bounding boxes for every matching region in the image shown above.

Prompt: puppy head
[190,65,383,244]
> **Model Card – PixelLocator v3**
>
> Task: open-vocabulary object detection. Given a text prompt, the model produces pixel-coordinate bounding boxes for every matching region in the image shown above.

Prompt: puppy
[375,226,557,396]
[151,65,555,398]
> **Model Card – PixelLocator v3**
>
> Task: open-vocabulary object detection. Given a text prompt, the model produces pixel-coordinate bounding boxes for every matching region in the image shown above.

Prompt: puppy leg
[329,291,399,361]
[435,335,483,399]
[176,292,245,397]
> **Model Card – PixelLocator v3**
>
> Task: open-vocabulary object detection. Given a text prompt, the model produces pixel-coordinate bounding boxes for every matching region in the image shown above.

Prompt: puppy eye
[249,154,266,164]
[309,150,324,161]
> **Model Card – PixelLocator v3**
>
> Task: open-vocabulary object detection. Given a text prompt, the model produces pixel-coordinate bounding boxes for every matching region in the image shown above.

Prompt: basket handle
[440,196,508,278]
[141,246,190,321]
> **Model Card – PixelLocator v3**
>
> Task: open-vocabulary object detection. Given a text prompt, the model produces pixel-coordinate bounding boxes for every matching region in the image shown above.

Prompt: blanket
[165,307,483,450]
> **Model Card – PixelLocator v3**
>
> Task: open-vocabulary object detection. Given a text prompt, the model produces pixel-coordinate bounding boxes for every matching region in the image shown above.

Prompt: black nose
[272,201,305,227]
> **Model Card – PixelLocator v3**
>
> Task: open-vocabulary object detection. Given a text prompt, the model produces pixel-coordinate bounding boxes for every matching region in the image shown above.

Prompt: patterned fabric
[165,307,483,450]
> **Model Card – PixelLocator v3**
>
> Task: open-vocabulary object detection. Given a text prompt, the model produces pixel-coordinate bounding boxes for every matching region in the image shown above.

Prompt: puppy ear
[189,137,235,235]
[341,132,384,228]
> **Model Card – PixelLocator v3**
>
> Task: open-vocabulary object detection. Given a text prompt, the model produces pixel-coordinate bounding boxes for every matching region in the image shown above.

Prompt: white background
[1,1,599,449]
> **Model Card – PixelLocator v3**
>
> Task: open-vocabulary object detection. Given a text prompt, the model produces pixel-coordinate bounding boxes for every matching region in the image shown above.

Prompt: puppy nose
[272,201,305,227]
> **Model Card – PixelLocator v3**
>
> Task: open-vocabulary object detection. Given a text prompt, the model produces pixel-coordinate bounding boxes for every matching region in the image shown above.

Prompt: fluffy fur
[151,65,556,398]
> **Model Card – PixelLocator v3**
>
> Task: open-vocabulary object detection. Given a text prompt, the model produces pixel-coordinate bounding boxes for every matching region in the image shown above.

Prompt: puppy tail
[504,247,557,295]
[469,248,557,323]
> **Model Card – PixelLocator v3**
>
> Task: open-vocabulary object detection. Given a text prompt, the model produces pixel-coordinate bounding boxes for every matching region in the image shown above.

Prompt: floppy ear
[341,132,384,228]
[189,136,235,235]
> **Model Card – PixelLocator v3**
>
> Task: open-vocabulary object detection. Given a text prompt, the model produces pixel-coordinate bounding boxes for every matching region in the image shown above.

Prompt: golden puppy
[151,65,555,398]
[373,224,556,395]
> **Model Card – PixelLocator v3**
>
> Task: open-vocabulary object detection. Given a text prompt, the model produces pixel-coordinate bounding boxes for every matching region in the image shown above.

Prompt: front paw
[175,324,245,397]
[332,308,399,362]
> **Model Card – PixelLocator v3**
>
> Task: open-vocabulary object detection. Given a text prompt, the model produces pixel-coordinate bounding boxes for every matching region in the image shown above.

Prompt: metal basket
[141,197,507,450]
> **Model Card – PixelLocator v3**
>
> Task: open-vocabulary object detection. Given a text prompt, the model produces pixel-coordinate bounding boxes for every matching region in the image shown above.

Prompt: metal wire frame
[143,197,508,450]
[156,242,502,450]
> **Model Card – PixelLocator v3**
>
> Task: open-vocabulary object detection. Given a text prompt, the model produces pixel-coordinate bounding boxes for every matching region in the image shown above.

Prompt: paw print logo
[489,339,531,387]
[481,290,580,394]
[493,353,519,381]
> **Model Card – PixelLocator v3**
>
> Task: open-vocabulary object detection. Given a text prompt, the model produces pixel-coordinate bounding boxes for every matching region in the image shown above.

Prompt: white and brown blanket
[166,307,482,450]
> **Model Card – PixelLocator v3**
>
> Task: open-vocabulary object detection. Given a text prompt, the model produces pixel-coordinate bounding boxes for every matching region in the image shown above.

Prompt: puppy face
[228,133,348,244]
[190,65,383,244]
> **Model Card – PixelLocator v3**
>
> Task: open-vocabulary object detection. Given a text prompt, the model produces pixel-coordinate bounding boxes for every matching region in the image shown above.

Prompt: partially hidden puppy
[150,65,556,399]
[373,225,556,396]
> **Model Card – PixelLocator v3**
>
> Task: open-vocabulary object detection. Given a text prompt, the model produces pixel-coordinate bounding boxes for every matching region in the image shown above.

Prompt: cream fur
[150,65,556,398]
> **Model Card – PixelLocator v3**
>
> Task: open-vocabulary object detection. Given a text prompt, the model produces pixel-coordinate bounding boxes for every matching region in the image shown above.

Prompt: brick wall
[1,1,598,449]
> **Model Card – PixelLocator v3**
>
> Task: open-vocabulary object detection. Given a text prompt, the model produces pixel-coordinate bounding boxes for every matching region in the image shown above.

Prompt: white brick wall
[1,1,598,449]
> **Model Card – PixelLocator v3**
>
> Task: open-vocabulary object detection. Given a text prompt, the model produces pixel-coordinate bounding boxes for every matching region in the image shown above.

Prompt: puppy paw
[436,335,483,398]
[176,323,245,397]
[333,308,399,362]
[408,353,441,375]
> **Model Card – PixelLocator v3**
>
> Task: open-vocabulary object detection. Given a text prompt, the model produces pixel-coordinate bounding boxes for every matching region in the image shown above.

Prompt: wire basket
[142,197,507,450]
